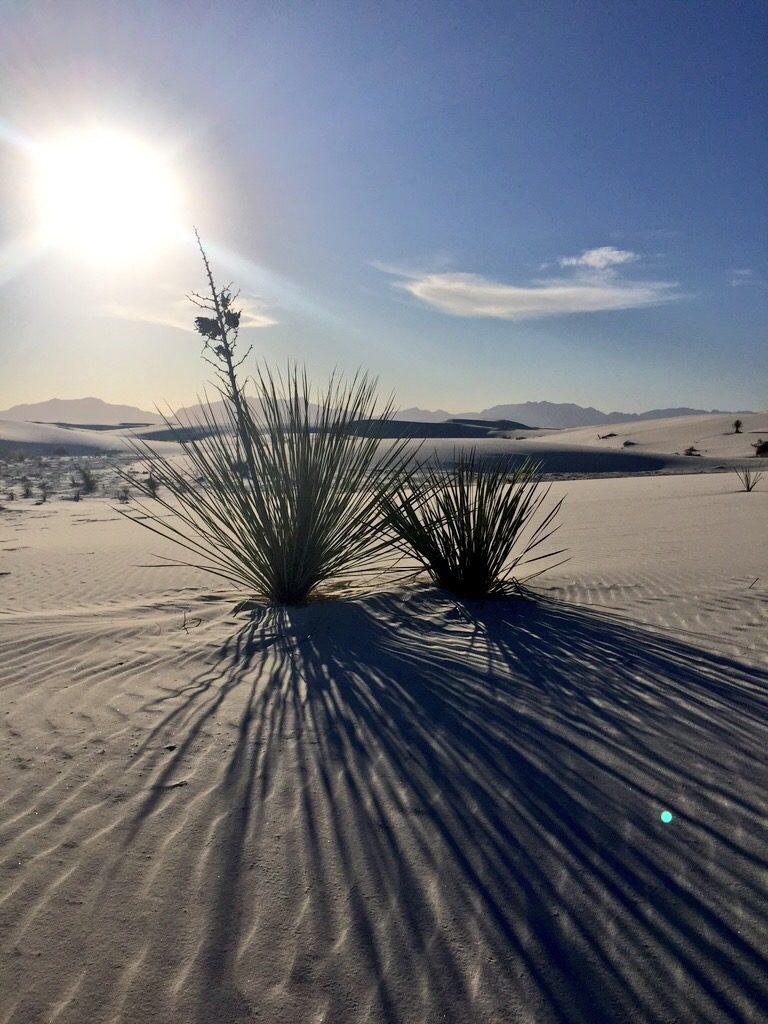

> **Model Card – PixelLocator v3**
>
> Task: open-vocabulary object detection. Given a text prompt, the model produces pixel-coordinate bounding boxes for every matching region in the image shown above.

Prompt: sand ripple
[1,479,766,1022]
[1,586,767,1023]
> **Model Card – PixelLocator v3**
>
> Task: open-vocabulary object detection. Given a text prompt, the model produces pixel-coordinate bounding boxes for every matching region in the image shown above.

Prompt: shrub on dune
[75,464,98,494]
[145,471,160,498]
[734,465,763,492]
[380,450,566,599]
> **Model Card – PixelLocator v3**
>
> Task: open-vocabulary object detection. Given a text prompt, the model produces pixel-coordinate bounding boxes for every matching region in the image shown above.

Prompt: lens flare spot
[660,810,673,823]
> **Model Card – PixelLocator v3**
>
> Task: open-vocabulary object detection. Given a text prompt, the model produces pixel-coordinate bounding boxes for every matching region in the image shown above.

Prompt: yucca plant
[734,465,763,492]
[75,464,98,494]
[120,234,421,598]
[145,472,160,498]
[121,230,415,605]
[124,368,414,604]
[381,450,565,599]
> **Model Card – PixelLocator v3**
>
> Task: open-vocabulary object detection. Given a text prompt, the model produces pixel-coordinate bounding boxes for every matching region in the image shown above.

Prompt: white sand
[0,419,181,458]
[1,426,767,1022]
[529,410,768,459]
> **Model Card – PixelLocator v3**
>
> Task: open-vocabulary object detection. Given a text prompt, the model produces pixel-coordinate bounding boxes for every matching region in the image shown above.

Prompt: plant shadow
[132,591,768,1024]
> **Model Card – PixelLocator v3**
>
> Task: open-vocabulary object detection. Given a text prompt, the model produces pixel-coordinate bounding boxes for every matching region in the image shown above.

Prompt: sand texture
[1,471,767,1023]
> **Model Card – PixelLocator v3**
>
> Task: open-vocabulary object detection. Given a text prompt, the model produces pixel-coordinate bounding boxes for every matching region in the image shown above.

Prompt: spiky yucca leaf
[123,366,415,605]
[734,465,763,492]
[381,450,565,599]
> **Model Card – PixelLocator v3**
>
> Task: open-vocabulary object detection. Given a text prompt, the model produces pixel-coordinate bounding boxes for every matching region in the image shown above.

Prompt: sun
[33,128,182,263]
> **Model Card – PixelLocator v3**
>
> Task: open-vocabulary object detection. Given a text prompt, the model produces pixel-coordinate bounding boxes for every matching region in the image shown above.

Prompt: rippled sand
[1,474,766,1023]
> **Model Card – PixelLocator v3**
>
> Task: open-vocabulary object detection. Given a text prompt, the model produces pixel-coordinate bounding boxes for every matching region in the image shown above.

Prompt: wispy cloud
[559,246,639,271]
[729,268,754,287]
[383,246,681,321]
[100,293,277,331]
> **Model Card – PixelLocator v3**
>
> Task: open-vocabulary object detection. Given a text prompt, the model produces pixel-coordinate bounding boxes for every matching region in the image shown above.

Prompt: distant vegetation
[734,466,763,492]
[74,465,98,494]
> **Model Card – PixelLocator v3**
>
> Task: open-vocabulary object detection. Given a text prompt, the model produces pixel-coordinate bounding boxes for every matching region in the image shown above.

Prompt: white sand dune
[407,410,768,477]
[1,473,766,1023]
[0,419,183,456]
[532,410,768,458]
[0,419,127,453]
[2,410,766,480]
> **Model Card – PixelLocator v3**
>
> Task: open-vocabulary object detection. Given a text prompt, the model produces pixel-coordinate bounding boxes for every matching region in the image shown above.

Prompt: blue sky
[0,0,766,412]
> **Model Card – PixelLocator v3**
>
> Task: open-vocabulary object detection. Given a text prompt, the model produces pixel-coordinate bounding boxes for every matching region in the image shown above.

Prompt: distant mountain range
[0,396,754,430]
[394,402,754,429]
[0,397,162,425]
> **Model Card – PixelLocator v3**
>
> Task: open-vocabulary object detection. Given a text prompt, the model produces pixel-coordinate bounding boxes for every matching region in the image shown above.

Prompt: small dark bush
[751,439,768,457]
[75,465,98,494]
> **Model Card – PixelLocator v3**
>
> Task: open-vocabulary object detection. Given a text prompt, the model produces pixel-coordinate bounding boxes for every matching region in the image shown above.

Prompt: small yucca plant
[75,464,98,494]
[734,465,763,492]
[381,451,565,599]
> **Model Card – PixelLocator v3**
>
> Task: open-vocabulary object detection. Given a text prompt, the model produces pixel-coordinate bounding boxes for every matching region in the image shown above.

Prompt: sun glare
[33,128,181,263]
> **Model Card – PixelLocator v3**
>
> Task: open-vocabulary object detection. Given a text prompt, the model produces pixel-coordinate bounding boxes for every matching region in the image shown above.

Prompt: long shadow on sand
[132,591,768,1024]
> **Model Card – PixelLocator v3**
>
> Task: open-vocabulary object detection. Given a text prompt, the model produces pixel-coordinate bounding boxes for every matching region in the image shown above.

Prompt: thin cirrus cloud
[383,247,682,321]
[729,268,755,287]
